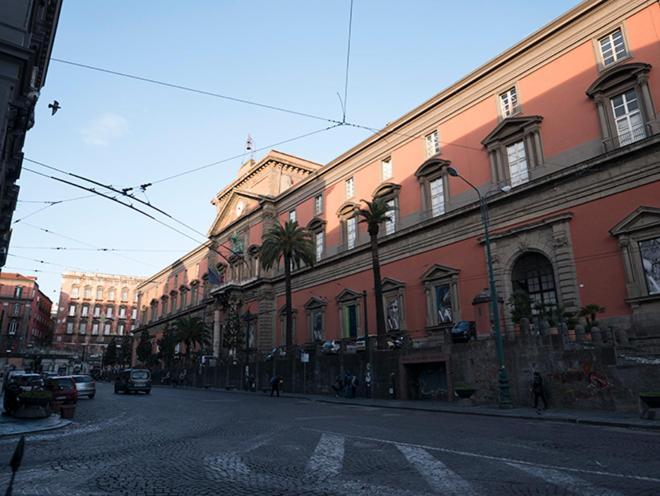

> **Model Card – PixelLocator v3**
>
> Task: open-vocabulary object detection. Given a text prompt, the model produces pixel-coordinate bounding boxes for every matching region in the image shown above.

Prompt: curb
[0,415,73,438]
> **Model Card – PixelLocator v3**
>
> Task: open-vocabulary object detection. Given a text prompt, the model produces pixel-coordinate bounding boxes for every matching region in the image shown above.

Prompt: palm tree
[174,316,211,366]
[260,220,315,349]
[356,197,394,350]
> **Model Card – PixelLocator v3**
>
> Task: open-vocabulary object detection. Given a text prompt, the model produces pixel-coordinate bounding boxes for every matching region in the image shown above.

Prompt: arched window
[96,286,103,300]
[121,287,129,301]
[84,286,92,299]
[511,253,557,314]
[337,202,359,251]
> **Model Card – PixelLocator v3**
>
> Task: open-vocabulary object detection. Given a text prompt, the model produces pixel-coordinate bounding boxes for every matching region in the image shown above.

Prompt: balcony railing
[602,123,656,151]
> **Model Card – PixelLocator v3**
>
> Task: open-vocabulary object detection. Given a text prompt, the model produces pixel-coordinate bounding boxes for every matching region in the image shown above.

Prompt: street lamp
[447,166,512,408]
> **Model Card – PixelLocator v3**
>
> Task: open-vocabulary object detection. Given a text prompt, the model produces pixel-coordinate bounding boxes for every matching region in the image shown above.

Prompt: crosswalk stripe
[397,444,478,495]
[306,433,345,479]
[507,462,624,496]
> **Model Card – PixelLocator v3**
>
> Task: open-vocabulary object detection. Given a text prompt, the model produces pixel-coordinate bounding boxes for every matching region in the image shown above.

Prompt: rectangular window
[346,217,357,249]
[499,87,519,117]
[71,287,79,298]
[79,322,87,334]
[81,305,89,317]
[93,306,101,317]
[12,303,20,316]
[384,199,396,235]
[315,231,324,261]
[84,287,92,299]
[506,140,530,187]
[640,237,660,295]
[310,308,324,341]
[314,194,323,215]
[68,304,76,317]
[381,158,393,180]
[425,131,440,157]
[171,295,177,313]
[96,287,103,300]
[118,323,125,336]
[121,288,129,301]
[66,322,74,334]
[430,178,445,217]
[611,89,646,146]
[345,177,355,199]
[191,287,198,306]
[104,323,111,335]
[342,304,358,338]
[108,289,115,300]
[289,210,296,223]
[106,306,113,318]
[14,286,23,298]
[599,28,627,67]
[92,322,99,335]
[131,308,138,319]
[119,307,126,318]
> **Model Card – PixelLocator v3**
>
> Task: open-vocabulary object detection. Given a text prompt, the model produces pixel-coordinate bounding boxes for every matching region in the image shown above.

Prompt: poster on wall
[640,237,660,295]
[386,297,401,331]
[435,285,453,324]
[312,310,324,341]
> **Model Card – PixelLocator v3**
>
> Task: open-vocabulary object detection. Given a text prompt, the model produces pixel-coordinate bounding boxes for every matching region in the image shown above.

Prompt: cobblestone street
[1,384,659,496]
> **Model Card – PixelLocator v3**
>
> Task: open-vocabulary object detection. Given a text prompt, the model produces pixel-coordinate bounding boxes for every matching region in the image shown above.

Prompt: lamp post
[447,167,512,408]
[362,290,373,397]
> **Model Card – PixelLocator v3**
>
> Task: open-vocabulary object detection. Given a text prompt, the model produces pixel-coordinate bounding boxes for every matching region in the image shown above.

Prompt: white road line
[508,462,624,496]
[302,428,660,484]
[306,433,345,479]
[398,445,478,495]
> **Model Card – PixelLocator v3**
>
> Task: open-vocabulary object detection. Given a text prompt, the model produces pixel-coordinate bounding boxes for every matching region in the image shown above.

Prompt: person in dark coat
[532,372,547,413]
[331,376,343,398]
[270,375,281,397]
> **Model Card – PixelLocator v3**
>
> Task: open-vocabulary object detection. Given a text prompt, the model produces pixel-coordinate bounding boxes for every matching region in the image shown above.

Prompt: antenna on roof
[246,134,254,161]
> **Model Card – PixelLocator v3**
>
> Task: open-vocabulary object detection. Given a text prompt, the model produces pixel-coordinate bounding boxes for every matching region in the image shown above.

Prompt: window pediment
[307,217,327,232]
[304,296,327,310]
[586,62,651,98]
[421,264,459,282]
[415,155,451,180]
[381,277,405,292]
[336,288,362,303]
[247,244,260,256]
[610,206,660,236]
[278,304,298,316]
[372,182,401,199]
[336,201,358,218]
[481,115,543,147]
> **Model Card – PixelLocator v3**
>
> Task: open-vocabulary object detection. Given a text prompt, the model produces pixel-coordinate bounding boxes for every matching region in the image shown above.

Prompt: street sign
[300,352,309,363]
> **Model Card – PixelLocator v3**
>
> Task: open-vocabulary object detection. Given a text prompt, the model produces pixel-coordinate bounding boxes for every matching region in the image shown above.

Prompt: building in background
[0,272,53,360]
[54,272,145,360]
[0,0,63,267]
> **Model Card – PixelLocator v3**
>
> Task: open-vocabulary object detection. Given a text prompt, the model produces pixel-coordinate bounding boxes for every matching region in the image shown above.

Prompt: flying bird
[48,100,61,115]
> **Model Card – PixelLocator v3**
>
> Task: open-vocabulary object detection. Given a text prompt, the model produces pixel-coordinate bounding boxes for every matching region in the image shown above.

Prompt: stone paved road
[1,383,659,495]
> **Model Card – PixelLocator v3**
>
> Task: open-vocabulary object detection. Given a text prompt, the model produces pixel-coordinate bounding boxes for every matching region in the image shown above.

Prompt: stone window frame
[304,296,327,343]
[415,155,451,220]
[592,25,632,72]
[83,285,92,299]
[481,115,544,188]
[337,201,359,251]
[314,193,324,215]
[336,288,362,339]
[120,287,129,302]
[586,62,656,151]
[278,305,298,346]
[96,286,103,300]
[107,287,116,301]
[381,156,393,181]
[381,278,406,333]
[169,290,178,314]
[610,206,660,303]
[178,285,188,309]
[497,84,522,120]
[189,280,200,306]
[424,129,440,157]
[242,310,258,351]
[149,299,158,322]
[71,286,79,299]
[247,244,261,279]
[160,294,168,318]
[307,217,327,261]
[372,182,401,236]
[421,264,461,330]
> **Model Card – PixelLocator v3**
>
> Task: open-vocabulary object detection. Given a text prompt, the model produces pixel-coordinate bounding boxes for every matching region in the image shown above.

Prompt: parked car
[2,374,45,415]
[2,370,25,393]
[320,340,341,354]
[45,376,78,404]
[70,375,96,399]
[114,369,151,395]
[451,320,477,342]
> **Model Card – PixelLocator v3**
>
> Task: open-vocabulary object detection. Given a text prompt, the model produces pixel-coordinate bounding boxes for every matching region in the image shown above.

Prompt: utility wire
[342,0,355,122]
[17,194,96,204]
[7,253,103,273]
[3,265,63,275]
[11,246,183,253]
[12,194,96,224]
[52,58,342,125]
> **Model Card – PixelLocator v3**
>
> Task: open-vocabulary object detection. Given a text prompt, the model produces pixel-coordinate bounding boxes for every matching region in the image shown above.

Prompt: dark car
[451,320,477,342]
[114,369,151,395]
[45,376,78,404]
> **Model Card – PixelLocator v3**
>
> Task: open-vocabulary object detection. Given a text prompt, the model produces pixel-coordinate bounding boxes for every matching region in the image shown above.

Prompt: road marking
[295,415,348,420]
[306,433,345,479]
[201,399,239,402]
[303,428,660,484]
[398,445,478,495]
[508,462,624,496]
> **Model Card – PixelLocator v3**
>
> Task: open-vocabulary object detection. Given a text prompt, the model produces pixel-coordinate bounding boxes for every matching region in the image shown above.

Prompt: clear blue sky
[11,0,578,302]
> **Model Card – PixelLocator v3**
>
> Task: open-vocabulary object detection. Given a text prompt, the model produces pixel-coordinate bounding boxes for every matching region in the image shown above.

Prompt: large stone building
[0,0,62,267]
[54,272,145,359]
[0,272,52,358]
[135,0,660,376]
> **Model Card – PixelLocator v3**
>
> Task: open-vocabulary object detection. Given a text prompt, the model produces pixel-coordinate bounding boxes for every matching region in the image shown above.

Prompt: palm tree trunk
[370,234,387,350]
[284,253,293,350]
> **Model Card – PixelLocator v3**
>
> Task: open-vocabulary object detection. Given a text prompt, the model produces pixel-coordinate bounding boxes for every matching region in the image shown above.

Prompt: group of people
[162,369,187,387]
[331,372,359,398]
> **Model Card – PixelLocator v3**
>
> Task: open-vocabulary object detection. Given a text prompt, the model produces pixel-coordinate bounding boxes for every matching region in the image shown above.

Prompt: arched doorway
[511,252,558,316]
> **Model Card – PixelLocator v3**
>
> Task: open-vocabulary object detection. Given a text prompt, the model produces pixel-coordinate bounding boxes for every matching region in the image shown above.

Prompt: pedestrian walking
[270,375,281,397]
[350,374,359,399]
[331,375,343,398]
[532,372,547,414]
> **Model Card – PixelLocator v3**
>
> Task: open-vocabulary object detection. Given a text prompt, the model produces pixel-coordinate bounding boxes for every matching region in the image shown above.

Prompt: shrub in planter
[640,392,660,409]
[453,382,477,399]
[18,390,53,408]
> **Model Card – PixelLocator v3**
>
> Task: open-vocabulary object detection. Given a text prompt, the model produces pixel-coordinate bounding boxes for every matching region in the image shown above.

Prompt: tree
[136,330,153,366]
[157,325,177,369]
[103,337,118,367]
[356,197,394,350]
[174,316,211,366]
[117,335,132,367]
[260,220,315,349]
[580,304,605,331]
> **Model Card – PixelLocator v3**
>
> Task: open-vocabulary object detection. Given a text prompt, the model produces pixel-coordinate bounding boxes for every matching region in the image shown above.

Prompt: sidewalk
[160,385,660,431]
[0,412,72,438]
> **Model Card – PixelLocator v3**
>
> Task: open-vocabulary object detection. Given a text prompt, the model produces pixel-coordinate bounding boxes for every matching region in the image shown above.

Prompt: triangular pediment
[336,288,362,302]
[382,277,405,292]
[421,264,459,282]
[304,296,327,309]
[208,191,263,236]
[481,115,543,146]
[278,304,298,316]
[586,62,651,98]
[610,206,660,236]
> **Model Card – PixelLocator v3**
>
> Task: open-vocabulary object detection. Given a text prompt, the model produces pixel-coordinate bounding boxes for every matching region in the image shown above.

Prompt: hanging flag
[207,264,224,286]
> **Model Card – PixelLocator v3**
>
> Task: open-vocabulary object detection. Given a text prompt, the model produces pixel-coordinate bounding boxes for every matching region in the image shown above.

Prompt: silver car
[70,374,96,399]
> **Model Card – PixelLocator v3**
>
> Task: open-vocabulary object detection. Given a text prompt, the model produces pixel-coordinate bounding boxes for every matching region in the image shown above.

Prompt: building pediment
[304,296,327,309]
[610,206,660,236]
[481,115,543,147]
[586,62,651,98]
[421,264,459,282]
[208,191,263,237]
[336,288,362,302]
[381,277,405,292]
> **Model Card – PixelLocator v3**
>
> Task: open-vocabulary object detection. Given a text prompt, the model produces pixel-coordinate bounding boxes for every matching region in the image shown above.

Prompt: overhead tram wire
[12,194,96,224]
[342,0,355,123]
[11,245,184,253]
[7,253,104,273]
[52,58,342,126]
